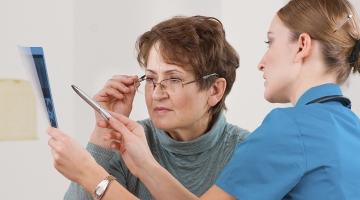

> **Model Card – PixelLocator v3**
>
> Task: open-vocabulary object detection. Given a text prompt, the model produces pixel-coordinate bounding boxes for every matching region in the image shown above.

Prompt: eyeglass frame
[136,73,219,92]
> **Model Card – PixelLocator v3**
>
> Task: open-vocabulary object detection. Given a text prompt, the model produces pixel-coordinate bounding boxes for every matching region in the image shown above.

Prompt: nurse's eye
[264,40,272,48]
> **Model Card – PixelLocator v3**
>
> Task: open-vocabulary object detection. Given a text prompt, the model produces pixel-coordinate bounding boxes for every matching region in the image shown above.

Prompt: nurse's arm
[202,186,236,200]
[136,160,235,200]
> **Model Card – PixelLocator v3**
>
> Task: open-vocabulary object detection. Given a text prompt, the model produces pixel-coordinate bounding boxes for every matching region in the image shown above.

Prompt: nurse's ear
[294,32,312,63]
[207,78,226,106]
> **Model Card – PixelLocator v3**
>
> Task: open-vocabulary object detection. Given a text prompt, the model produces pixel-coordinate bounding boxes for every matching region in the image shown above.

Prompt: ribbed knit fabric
[64,113,249,199]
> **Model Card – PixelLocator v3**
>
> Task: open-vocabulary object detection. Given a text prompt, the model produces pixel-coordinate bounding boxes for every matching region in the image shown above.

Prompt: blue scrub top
[216,83,360,200]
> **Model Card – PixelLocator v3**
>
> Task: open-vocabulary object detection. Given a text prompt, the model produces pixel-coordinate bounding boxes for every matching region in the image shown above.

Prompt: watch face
[95,179,110,196]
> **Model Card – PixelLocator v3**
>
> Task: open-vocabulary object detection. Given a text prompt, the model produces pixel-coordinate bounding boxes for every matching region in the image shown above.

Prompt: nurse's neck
[289,63,337,105]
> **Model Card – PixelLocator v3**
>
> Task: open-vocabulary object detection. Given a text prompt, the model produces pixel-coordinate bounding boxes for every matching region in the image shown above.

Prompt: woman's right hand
[95,75,139,118]
[105,112,158,178]
[90,75,139,148]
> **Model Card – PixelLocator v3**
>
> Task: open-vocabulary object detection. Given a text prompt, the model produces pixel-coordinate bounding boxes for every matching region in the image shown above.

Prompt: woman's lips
[153,106,172,114]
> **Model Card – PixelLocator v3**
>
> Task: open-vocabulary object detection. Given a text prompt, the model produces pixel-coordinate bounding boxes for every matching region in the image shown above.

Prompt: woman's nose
[151,84,168,100]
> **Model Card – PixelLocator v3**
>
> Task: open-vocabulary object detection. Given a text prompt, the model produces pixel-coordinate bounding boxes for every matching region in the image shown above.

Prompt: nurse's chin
[264,92,279,104]
[264,93,290,104]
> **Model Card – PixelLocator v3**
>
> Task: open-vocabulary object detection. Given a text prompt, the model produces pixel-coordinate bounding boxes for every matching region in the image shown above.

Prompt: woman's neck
[165,113,212,142]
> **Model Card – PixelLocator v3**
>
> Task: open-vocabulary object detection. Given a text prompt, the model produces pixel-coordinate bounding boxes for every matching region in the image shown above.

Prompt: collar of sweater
[157,113,227,155]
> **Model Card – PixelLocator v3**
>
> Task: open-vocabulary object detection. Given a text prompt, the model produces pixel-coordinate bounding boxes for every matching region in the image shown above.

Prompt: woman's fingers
[110,140,121,149]
[110,140,126,153]
[103,87,125,100]
[104,75,138,96]
[94,75,137,102]
[111,75,138,87]
[95,87,124,102]
[48,136,57,149]
[109,112,140,132]
[97,119,109,128]
[108,116,132,139]
[48,127,72,141]
[103,131,122,141]
[47,128,68,169]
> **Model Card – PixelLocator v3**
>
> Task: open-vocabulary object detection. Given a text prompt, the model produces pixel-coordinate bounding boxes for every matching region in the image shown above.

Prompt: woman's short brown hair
[136,15,239,120]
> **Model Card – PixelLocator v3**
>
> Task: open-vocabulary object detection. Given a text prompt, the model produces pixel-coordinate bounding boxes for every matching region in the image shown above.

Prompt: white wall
[1,0,359,199]
[0,0,74,199]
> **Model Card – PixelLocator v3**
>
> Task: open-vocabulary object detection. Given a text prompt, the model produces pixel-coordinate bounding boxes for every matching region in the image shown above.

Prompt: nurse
[102,0,360,199]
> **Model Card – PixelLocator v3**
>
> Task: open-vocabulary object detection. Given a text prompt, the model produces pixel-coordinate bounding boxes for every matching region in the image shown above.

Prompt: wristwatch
[94,175,116,200]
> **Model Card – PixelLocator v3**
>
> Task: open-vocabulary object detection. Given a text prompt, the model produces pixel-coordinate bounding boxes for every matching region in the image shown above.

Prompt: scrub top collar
[295,83,342,107]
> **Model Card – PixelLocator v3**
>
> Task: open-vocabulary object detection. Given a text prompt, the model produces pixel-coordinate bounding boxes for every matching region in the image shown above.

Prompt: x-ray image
[19,46,58,128]
[30,48,58,128]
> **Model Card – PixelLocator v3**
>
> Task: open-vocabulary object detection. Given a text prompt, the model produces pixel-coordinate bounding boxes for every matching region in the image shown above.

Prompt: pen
[71,85,112,121]
[71,76,145,121]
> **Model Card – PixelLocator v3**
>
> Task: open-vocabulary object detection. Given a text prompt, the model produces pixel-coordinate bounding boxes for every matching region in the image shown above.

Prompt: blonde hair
[278,0,360,83]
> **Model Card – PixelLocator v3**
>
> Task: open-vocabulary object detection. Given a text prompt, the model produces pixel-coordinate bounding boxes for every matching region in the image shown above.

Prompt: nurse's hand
[91,75,139,148]
[47,127,109,193]
[105,112,157,178]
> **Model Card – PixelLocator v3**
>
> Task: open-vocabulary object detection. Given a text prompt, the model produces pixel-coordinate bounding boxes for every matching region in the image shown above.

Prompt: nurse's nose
[258,63,265,71]
[257,57,265,72]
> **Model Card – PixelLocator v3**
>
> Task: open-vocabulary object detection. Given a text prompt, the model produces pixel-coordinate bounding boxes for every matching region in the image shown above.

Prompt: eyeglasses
[136,73,218,94]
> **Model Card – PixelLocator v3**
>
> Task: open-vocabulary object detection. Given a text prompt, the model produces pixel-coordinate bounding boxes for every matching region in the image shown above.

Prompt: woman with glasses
[64,0,360,199]
[48,15,249,199]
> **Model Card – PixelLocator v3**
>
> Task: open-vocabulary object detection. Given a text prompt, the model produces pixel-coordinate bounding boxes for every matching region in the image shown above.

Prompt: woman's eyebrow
[145,69,185,75]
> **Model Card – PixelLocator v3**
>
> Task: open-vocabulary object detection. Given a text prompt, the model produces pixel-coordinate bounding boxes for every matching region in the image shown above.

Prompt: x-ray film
[20,47,58,128]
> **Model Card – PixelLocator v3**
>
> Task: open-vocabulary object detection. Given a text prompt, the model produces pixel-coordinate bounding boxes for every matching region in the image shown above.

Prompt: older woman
[48,15,249,200]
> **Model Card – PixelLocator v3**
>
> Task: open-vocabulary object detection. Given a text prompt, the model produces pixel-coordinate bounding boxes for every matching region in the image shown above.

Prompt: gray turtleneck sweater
[64,114,249,199]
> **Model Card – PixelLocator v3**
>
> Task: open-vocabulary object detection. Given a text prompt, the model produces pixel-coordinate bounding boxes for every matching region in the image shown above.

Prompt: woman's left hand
[47,127,107,190]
